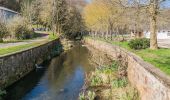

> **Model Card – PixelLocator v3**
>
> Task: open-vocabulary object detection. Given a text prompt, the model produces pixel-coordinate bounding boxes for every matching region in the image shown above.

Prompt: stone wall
[84,38,170,100]
[0,39,63,89]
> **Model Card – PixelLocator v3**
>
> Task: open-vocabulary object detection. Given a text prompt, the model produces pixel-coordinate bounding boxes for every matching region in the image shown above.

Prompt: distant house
[144,30,170,39]
[0,6,19,23]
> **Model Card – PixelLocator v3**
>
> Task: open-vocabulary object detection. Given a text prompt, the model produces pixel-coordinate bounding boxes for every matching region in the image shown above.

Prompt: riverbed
[5,43,94,100]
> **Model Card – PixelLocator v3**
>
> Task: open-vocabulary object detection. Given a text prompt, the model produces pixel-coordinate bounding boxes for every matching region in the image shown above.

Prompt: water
[5,43,93,100]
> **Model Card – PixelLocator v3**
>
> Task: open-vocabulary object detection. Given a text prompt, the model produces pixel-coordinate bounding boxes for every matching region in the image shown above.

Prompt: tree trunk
[111,30,113,41]
[150,0,158,50]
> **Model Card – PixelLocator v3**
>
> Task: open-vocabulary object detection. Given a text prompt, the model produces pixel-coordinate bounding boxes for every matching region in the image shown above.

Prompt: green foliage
[111,78,128,88]
[79,91,96,100]
[98,63,118,74]
[79,92,86,100]
[119,89,139,100]
[87,91,96,100]
[49,32,58,40]
[90,75,103,86]
[128,38,150,50]
[0,21,9,42]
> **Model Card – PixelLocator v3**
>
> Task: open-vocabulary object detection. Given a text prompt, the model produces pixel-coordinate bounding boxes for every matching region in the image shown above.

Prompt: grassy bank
[111,41,170,75]
[79,61,139,100]
[0,41,48,56]
[88,37,170,75]
[0,31,59,56]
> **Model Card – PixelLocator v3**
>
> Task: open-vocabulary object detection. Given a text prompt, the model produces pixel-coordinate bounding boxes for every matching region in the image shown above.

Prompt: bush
[7,16,33,40]
[15,24,33,40]
[0,21,9,42]
[128,38,150,50]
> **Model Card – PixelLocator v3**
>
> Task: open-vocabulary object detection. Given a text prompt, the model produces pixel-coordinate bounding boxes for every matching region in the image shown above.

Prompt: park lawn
[0,32,59,56]
[0,41,48,56]
[110,41,170,75]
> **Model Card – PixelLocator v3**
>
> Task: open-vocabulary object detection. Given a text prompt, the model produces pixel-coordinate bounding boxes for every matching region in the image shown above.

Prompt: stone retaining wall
[84,38,170,100]
[0,39,63,89]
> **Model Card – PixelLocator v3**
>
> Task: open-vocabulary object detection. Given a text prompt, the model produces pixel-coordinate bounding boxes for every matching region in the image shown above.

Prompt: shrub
[7,16,33,40]
[0,21,9,42]
[128,38,150,50]
[15,24,33,40]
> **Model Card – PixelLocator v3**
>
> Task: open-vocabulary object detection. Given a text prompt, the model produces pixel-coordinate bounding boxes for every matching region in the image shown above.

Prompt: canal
[5,43,94,100]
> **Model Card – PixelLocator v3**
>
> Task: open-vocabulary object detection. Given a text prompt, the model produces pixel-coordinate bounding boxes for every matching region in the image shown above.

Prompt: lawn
[90,37,170,75]
[111,41,170,75]
[0,31,59,56]
[0,41,48,56]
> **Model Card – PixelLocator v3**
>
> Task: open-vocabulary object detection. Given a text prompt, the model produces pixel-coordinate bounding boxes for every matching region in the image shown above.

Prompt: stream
[5,43,94,100]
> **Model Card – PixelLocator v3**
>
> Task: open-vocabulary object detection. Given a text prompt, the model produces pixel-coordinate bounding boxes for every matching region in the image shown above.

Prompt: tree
[119,0,168,49]
[149,0,159,49]
[83,0,127,40]
[0,21,8,42]
[84,0,168,49]
[31,0,41,26]
[28,0,85,38]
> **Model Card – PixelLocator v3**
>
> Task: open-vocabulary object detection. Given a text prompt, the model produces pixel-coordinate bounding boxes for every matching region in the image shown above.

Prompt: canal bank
[84,38,170,100]
[4,42,94,100]
[79,45,139,100]
[0,38,63,89]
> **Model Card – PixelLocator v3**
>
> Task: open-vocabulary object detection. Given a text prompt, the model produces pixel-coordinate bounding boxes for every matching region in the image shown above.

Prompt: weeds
[90,75,103,86]
[87,91,96,100]
[79,92,86,100]
[99,62,118,74]
[79,61,139,100]
[49,32,58,40]
[119,88,139,100]
[111,78,128,88]
[79,91,96,100]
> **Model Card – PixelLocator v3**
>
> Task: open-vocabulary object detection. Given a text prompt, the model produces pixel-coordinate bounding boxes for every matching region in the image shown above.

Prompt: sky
[84,0,170,8]
[85,0,91,3]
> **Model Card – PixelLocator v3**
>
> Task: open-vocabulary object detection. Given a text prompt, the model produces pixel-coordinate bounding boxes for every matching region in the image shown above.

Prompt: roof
[0,6,18,14]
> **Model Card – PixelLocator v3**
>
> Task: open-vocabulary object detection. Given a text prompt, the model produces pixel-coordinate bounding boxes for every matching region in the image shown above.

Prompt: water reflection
[5,42,93,100]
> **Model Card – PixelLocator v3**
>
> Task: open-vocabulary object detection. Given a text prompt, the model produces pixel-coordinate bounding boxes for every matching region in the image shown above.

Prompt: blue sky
[84,0,170,8]
[85,0,91,3]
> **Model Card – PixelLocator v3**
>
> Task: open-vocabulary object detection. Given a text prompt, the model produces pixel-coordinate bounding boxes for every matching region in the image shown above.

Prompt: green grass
[49,32,59,40]
[0,31,59,56]
[134,49,170,75]
[90,37,170,75]
[113,41,170,75]
[0,41,48,56]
